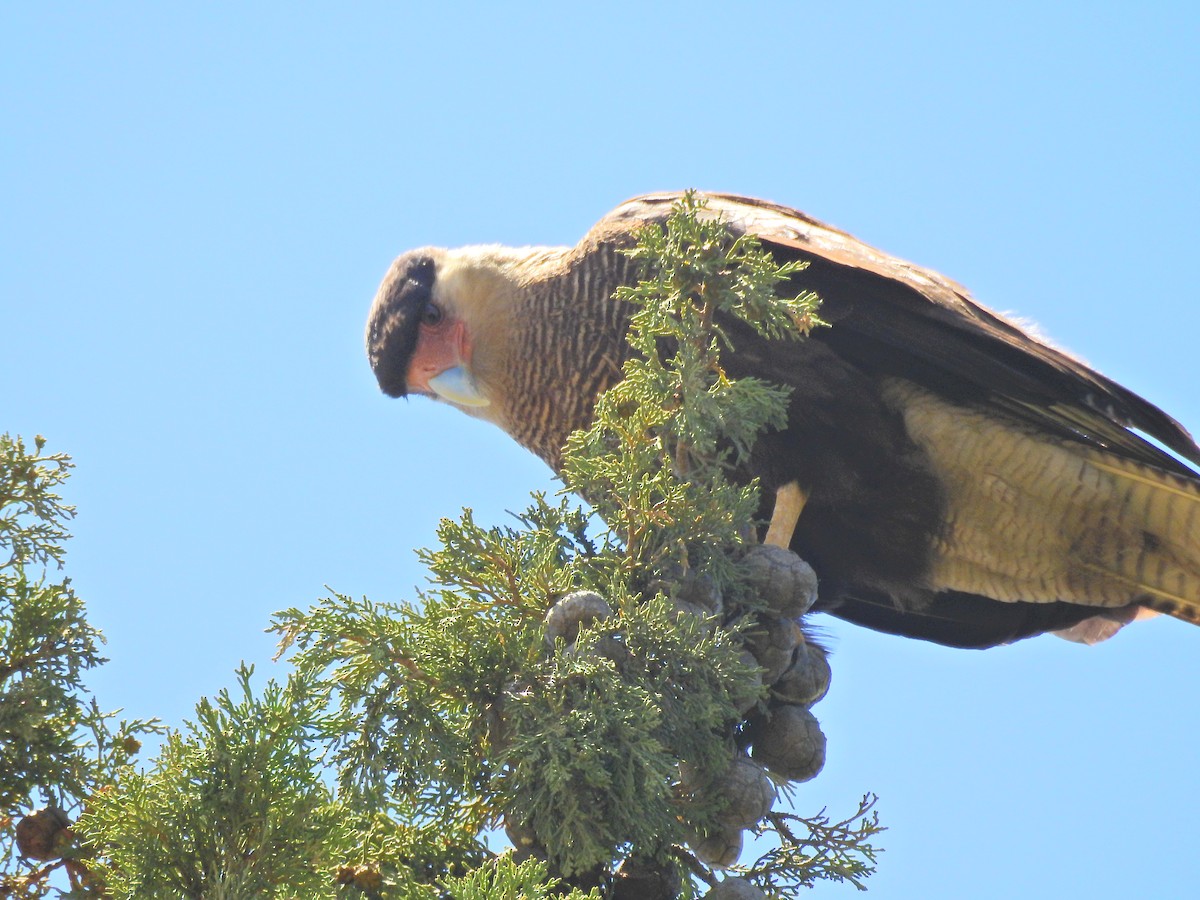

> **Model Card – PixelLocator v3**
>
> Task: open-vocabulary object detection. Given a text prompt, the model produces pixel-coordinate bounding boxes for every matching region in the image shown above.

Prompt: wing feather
[595,192,1200,476]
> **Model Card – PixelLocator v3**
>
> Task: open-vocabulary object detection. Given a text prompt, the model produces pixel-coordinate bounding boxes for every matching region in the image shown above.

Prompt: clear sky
[3,3,1197,896]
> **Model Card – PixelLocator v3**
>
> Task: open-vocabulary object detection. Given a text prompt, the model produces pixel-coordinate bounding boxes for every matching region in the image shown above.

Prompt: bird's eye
[421,302,444,326]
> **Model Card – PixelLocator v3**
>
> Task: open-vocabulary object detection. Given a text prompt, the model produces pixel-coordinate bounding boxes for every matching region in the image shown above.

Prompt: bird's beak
[405,317,491,408]
[427,366,490,407]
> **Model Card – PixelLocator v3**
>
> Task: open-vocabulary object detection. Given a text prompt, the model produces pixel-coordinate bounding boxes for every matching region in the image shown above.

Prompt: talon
[765,481,806,549]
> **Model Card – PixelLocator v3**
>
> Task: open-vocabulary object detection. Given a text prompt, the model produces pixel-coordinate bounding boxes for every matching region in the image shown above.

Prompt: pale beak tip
[427,366,491,408]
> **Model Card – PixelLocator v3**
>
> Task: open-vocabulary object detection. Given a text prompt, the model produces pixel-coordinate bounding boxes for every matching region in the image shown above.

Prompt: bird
[365,191,1200,649]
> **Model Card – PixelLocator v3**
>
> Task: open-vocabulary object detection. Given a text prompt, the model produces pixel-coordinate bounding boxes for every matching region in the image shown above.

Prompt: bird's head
[366,244,573,433]
[366,237,632,468]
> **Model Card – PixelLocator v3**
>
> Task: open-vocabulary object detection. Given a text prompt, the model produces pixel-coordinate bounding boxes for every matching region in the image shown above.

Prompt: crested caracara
[366,192,1200,648]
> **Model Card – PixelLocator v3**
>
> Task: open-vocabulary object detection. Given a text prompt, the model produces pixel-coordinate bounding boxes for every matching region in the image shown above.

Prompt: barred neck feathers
[502,241,637,469]
[429,244,570,430]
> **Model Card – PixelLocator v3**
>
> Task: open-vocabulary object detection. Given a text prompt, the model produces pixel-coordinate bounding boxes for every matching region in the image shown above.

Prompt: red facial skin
[406,315,473,397]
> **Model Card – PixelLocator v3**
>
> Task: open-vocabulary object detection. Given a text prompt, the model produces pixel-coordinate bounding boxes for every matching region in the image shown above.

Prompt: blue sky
[3,3,1197,896]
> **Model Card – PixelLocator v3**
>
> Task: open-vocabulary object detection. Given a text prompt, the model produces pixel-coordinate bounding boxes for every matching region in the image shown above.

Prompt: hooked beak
[406,317,492,408]
[427,366,490,407]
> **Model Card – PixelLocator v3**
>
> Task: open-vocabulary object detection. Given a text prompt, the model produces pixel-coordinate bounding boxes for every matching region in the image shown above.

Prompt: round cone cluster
[543,590,613,647]
[15,806,72,862]
[677,545,830,869]
[512,546,830,876]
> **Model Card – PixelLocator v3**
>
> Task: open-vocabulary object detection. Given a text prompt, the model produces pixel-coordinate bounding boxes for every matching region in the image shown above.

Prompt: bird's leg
[764,481,807,549]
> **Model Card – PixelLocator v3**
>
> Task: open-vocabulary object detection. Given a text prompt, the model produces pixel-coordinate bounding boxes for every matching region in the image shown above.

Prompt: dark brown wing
[592,193,1200,647]
[598,191,1200,477]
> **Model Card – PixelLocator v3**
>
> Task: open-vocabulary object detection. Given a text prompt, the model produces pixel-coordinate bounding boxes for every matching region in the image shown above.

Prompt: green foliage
[275,501,581,832]
[1,568,101,812]
[500,594,757,877]
[0,434,91,816]
[442,856,599,900]
[745,798,884,893]
[1,435,74,574]
[79,665,353,898]
[1,435,158,897]
[614,192,822,474]
[273,506,759,882]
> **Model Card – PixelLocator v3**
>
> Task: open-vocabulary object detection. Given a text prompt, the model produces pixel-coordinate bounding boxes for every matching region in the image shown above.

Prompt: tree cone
[691,825,744,868]
[741,545,818,617]
[543,590,612,646]
[773,641,831,707]
[750,704,827,782]
[713,755,776,828]
[15,807,71,862]
[742,615,802,685]
[703,877,768,899]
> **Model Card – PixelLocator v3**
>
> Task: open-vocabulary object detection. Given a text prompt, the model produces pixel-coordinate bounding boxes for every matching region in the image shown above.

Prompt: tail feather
[886,380,1200,625]
[1080,452,1200,625]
